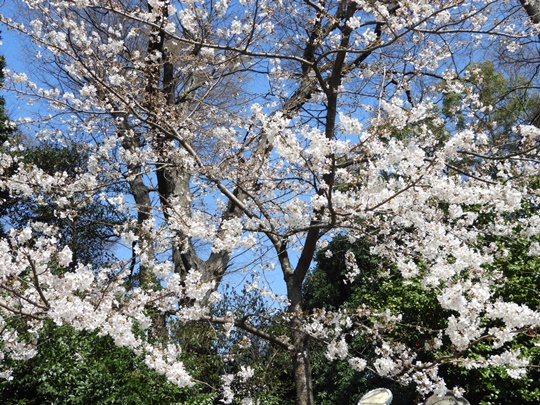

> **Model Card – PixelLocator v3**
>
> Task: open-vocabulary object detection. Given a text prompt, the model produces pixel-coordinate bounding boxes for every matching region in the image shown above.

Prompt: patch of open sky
[1,24,39,126]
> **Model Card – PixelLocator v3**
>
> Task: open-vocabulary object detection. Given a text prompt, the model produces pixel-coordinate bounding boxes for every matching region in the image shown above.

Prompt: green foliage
[0,321,189,404]
[216,285,295,404]
[437,60,540,180]
[0,141,125,266]
[445,231,540,405]
[304,231,540,404]
[304,238,379,312]
[442,338,540,405]
[443,61,540,145]
[169,281,295,404]
[304,236,427,404]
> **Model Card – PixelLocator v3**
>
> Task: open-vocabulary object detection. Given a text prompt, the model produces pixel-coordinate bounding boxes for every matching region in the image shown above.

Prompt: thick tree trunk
[521,0,540,41]
[291,322,314,405]
[286,271,315,405]
[118,120,156,288]
[520,0,540,25]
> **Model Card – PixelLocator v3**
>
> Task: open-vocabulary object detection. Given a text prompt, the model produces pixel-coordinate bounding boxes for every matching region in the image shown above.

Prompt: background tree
[441,60,540,158]
[304,237,430,405]
[0,46,215,405]
[0,51,12,143]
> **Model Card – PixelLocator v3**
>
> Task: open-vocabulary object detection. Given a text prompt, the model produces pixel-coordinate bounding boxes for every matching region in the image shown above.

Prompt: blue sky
[2,27,29,121]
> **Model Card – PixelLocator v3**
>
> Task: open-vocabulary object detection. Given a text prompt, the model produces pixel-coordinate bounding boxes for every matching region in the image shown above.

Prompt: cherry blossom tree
[1,1,540,404]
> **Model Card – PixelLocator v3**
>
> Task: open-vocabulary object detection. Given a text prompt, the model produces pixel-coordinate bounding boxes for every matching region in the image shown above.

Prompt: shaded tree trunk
[520,0,540,25]
[287,275,315,405]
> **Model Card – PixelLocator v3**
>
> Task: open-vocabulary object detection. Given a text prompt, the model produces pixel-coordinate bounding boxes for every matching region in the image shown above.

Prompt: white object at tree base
[425,390,471,405]
[358,388,393,405]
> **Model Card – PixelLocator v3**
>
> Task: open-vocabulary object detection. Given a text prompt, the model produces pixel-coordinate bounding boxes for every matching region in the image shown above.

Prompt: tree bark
[292,328,314,405]
[118,120,156,288]
[520,0,540,25]
[286,274,315,405]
